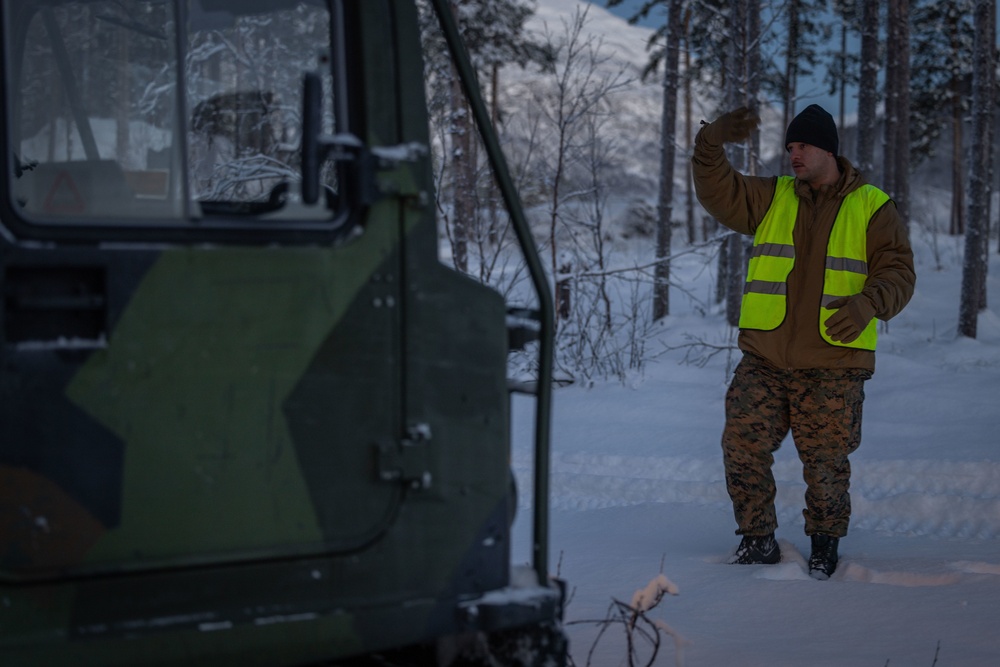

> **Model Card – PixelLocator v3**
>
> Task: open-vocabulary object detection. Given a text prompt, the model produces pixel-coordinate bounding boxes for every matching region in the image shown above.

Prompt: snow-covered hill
[499,0,789,211]
[497,0,665,199]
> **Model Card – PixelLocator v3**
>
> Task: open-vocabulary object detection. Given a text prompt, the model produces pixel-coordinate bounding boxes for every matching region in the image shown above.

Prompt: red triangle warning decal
[43,170,86,214]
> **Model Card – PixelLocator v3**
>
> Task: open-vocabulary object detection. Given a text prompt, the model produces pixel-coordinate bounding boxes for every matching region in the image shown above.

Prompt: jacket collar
[793,156,865,201]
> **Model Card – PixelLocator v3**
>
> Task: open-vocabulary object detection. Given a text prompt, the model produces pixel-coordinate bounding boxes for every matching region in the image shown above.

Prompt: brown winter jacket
[691,125,916,372]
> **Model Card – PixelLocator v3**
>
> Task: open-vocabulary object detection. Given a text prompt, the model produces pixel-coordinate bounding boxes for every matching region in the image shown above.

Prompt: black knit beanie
[784,104,839,155]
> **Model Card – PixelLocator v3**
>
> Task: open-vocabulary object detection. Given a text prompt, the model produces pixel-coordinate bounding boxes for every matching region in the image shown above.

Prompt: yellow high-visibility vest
[740,176,890,350]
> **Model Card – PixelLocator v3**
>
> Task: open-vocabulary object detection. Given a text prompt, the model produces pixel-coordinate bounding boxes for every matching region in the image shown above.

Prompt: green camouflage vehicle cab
[0,1,563,664]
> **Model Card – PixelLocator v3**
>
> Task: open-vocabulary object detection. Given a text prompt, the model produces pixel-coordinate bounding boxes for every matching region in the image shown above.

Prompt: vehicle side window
[7,0,336,226]
[13,1,181,220]
[186,2,335,215]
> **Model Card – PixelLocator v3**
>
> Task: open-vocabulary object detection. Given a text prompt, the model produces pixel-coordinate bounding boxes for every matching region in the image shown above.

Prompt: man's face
[786,142,835,186]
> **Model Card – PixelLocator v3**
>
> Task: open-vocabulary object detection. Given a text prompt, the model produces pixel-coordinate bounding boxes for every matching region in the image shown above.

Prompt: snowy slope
[503,0,786,203]
[499,0,665,197]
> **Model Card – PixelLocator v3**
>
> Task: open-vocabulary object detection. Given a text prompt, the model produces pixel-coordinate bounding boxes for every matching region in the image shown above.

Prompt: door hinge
[376,424,432,490]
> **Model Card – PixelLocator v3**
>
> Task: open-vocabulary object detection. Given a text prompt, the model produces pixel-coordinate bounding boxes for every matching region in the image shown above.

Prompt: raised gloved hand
[824,294,876,344]
[701,106,761,146]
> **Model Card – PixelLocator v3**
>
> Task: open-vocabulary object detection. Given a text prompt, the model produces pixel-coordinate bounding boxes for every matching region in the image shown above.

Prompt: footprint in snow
[718,541,1000,586]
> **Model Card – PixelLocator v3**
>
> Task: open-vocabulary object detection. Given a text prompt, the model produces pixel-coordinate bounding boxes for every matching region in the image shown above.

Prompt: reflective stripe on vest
[739,176,890,350]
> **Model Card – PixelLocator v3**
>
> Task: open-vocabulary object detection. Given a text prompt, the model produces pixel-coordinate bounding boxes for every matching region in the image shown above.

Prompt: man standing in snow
[691,104,915,579]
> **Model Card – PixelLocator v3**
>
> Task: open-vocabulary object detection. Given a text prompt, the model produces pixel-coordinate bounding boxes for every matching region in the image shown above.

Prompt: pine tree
[911,0,975,235]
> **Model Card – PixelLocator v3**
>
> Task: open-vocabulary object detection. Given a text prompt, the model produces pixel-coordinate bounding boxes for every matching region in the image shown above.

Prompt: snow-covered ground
[511,223,1000,666]
[511,224,1000,666]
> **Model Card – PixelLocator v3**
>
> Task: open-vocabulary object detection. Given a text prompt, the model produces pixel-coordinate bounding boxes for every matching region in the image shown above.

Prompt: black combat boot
[730,533,781,564]
[808,534,840,580]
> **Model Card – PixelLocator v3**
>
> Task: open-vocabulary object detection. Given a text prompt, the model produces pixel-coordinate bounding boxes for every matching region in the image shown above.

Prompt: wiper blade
[198,181,289,216]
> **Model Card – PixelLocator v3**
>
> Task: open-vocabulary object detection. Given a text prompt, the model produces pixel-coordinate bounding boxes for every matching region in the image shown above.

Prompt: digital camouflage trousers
[722,353,873,538]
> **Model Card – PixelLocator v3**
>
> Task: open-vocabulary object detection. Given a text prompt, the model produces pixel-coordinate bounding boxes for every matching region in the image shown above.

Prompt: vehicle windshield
[7,0,336,223]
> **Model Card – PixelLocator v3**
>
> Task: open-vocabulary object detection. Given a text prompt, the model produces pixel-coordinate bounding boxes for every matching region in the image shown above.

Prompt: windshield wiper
[197,181,289,216]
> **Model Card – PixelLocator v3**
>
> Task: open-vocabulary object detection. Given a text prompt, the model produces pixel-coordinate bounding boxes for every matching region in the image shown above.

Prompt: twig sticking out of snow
[566,572,687,667]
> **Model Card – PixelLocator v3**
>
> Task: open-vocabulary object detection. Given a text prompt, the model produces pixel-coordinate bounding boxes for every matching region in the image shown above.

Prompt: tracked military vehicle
[0,1,563,664]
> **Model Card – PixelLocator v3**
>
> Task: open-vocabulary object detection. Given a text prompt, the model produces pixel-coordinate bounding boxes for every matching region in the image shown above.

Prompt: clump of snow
[630,573,679,612]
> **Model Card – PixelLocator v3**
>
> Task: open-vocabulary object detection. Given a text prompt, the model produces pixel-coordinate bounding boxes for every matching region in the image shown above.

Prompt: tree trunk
[716,235,728,305]
[883,0,912,228]
[449,75,473,273]
[723,0,755,328]
[488,62,501,246]
[747,0,760,175]
[949,6,964,236]
[950,79,965,236]
[448,2,472,272]
[653,0,683,322]
[883,0,899,198]
[684,7,695,245]
[882,0,899,196]
[891,0,911,227]
[991,0,1000,258]
[782,0,799,174]
[958,0,995,338]
[979,0,995,309]
[855,0,878,177]
[838,18,846,132]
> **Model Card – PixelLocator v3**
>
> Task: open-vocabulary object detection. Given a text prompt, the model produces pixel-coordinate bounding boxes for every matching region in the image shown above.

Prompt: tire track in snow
[513,453,1000,540]
[851,460,1000,539]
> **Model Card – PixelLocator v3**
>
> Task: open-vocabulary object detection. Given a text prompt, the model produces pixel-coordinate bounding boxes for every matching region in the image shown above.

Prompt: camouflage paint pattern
[0,1,559,664]
[721,353,872,538]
